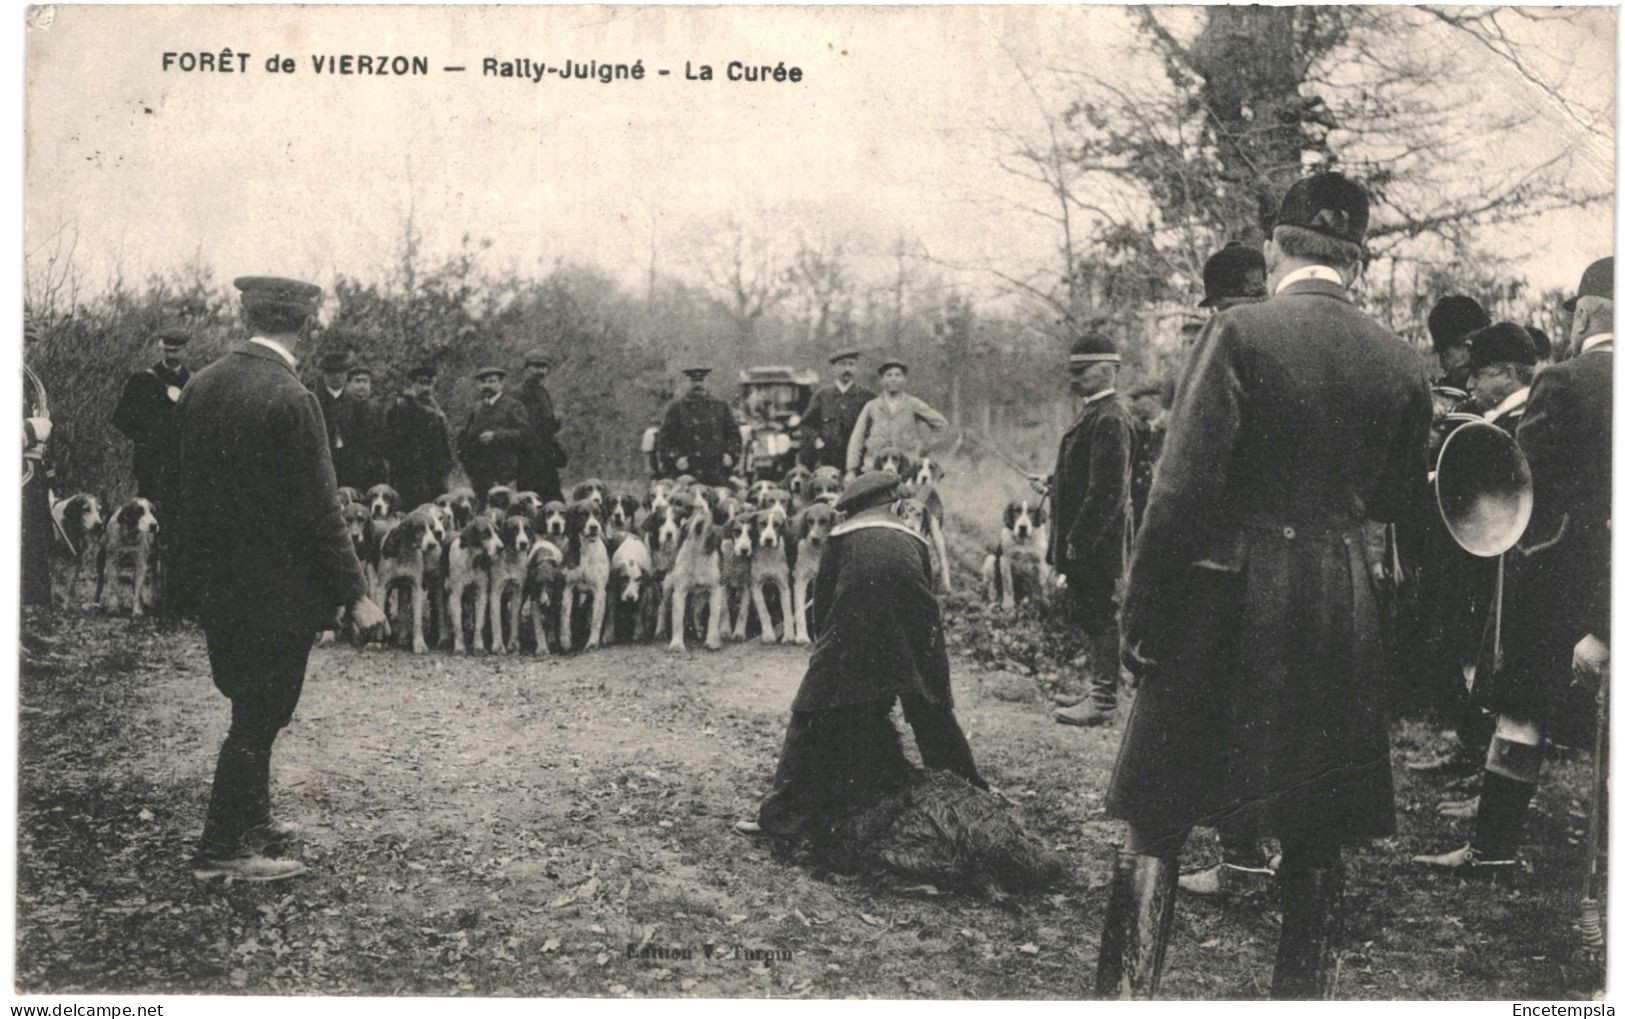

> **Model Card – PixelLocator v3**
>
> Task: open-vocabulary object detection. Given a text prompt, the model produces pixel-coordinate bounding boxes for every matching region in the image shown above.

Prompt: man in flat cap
[458,367,533,500]
[314,349,353,461]
[1032,332,1134,729]
[173,276,386,882]
[515,350,566,503]
[844,359,949,478]
[655,367,741,487]
[1428,295,1492,397]
[111,330,193,507]
[1416,259,1613,877]
[737,471,986,837]
[1096,172,1431,998]
[331,366,388,491]
[798,348,876,471]
[387,365,457,511]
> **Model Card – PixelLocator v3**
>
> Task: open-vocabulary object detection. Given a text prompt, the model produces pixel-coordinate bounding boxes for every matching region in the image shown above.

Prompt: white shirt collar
[1274,265,1344,294]
[486,393,501,406]
[1581,332,1614,355]
[1484,386,1530,424]
[248,336,296,369]
[1083,387,1117,405]
[835,380,853,394]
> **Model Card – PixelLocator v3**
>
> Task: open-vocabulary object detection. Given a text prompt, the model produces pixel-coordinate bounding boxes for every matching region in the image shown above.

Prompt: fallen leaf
[1018,943,1039,955]
[137,808,154,822]
[858,913,886,927]
[541,938,560,953]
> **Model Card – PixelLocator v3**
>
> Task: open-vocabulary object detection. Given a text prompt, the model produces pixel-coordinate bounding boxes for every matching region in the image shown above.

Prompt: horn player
[1414,259,1614,875]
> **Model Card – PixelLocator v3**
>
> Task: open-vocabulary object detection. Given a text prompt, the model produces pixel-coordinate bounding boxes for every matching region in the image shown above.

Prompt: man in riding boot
[1098,172,1431,998]
[1414,258,1612,877]
[1040,331,1133,727]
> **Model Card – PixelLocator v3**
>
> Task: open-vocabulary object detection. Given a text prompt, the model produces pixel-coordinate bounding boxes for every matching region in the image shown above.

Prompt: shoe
[1178,861,1275,896]
[1055,700,1114,727]
[192,853,309,883]
[1095,850,1178,999]
[1052,692,1086,708]
[1437,797,1478,820]
[1410,843,1519,877]
[732,819,763,835]
[1405,745,1477,777]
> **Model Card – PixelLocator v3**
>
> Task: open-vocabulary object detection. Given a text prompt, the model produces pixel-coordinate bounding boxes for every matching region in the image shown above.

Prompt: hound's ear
[1035,504,1047,526]
[702,525,722,555]
[1004,503,1017,528]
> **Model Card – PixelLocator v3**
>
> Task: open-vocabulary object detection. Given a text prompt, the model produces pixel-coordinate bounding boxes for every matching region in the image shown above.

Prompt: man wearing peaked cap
[655,365,739,485]
[799,347,876,471]
[737,467,986,838]
[845,357,948,480]
[1416,260,1613,880]
[1040,331,1133,730]
[517,348,566,503]
[1199,241,1269,310]
[386,363,455,510]
[457,364,532,499]
[1096,171,1432,998]
[172,274,385,883]
[112,329,193,506]
[1428,295,1492,393]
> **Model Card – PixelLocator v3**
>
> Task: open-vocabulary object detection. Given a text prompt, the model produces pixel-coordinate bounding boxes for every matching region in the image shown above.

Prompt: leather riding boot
[1271,861,1345,999]
[1095,849,1178,999]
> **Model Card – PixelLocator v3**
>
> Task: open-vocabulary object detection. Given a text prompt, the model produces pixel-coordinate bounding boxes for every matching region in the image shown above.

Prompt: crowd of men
[16,168,1611,999]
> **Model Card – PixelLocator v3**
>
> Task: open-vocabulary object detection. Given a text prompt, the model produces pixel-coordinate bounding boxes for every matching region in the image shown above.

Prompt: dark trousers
[1061,566,1122,704]
[22,473,53,607]
[757,696,987,836]
[198,627,312,858]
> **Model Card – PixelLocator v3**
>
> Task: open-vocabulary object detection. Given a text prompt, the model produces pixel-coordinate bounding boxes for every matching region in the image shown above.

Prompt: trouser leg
[1055,570,1121,725]
[1473,715,1542,859]
[198,708,281,857]
[1096,824,1184,999]
[900,695,988,790]
[1271,838,1345,999]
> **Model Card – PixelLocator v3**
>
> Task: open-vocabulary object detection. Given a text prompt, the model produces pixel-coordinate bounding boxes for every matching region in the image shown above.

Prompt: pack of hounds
[50,447,961,656]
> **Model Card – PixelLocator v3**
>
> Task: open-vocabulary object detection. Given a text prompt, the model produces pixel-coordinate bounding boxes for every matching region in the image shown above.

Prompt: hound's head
[365,484,401,521]
[724,513,754,557]
[714,495,742,524]
[672,474,698,490]
[760,487,792,514]
[607,493,640,531]
[782,465,812,497]
[336,486,362,508]
[342,503,371,553]
[416,503,450,546]
[874,449,912,478]
[512,491,545,520]
[892,497,928,534]
[645,479,675,513]
[747,479,775,507]
[58,493,105,537]
[540,500,569,539]
[484,485,515,514]
[808,474,843,506]
[500,511,534,556]
[754,505,788,550]
[117,498,161,537]
[1005,499,1045,542]
[570,479,608,506]
[568,499,605,542]
[798,502,837,547]
[459,515,504,559]
[912,457,945,489]
[436,488,477,529]
[644,500,682,552]
[613,537,652,603]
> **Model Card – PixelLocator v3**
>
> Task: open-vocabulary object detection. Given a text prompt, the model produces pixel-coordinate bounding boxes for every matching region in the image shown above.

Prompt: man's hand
[722,453,734,468]
[350,596,389,642]
[25,417,51,444]
[479,430,495,444]
[1027,472,1050,496]
[675,456,690,471]
[1574,633,1609,678]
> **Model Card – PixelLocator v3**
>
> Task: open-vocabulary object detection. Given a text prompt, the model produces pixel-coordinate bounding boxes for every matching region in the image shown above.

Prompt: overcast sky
[24,5,1617,311]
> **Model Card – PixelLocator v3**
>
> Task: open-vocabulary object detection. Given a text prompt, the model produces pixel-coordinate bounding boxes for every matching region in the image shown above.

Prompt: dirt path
[16,610,1603,998]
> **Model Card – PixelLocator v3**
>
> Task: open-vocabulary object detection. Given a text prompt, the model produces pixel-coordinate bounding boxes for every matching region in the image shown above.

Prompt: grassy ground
[13,455,1607,998]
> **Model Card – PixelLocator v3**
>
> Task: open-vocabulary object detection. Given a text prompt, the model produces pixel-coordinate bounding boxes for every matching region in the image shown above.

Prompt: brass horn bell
[1434,419,1534,557]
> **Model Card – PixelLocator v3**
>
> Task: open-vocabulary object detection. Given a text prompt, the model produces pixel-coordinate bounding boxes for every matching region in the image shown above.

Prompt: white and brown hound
[436,488,478,530]
[570,478,609,506]
[605,493,641,536]
[52,492,104,604]
[373,509,441,654]
[982,498,1051,611]
[538,500,569,543]
[747,506,793,643]
[447,515,504,654]
[96,497,161,616]
[558,499,611,652]
[718,512,756,641]
[790,502,836,645]
[523,539,565,655]
[366,483,401,523]
[604,531,657,644]
[489,511,535,654]
[664,494,725,652]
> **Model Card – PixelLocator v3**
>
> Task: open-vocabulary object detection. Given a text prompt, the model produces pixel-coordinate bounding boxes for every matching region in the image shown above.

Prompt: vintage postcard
[16,3,1615,1006]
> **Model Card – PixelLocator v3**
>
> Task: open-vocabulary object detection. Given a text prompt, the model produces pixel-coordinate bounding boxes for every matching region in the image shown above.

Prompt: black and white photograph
[14,3,1617,1003]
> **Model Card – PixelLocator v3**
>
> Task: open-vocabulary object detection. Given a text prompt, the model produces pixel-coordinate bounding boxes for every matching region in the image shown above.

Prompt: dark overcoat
[1109,276,1432,845]
[316,385,347,457]
[1046,391,1134,588]
[656,390,741,485]
[798,383,876,470]
[516,375,566,499]
[111,360,191,502]
[790,515,953,712]
[386,395,455,509]
[173,344,368,634]
[331,396,389,491]
[457,393,532,494]
[1495,341,1612,743]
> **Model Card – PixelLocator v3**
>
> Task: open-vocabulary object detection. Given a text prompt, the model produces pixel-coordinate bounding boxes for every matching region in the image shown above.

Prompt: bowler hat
[834,471,901,515]
[829,347,862,364]
[1068,332,1119,368]
[234,276,322,317]
[1466,322,1538,372]
[1427,296,1491,353]
[318,350,352,373]
[157,331,191,349]
[1526,326,1552,360]
[1564,256,1614,311]
[474,366,508,381]
[408,364,438,383]
[1273,172,1369,246]
[1198,242,1267,308]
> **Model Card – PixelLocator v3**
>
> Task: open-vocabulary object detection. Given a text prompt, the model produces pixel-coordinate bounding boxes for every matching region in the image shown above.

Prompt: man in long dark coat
[797,348,875,471]
[1415,258,1613,875]
[386,364,456,510]
[738,472,986,837]
[457,366,533,499]
[313,349,351,459]
[1044,332,1134,727]
[173,276,386,882]
[516,350,566,502]
[1096,173,1431,998]
[331,366,389,491]
[111,331,192,506]
[656,367,741,486]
